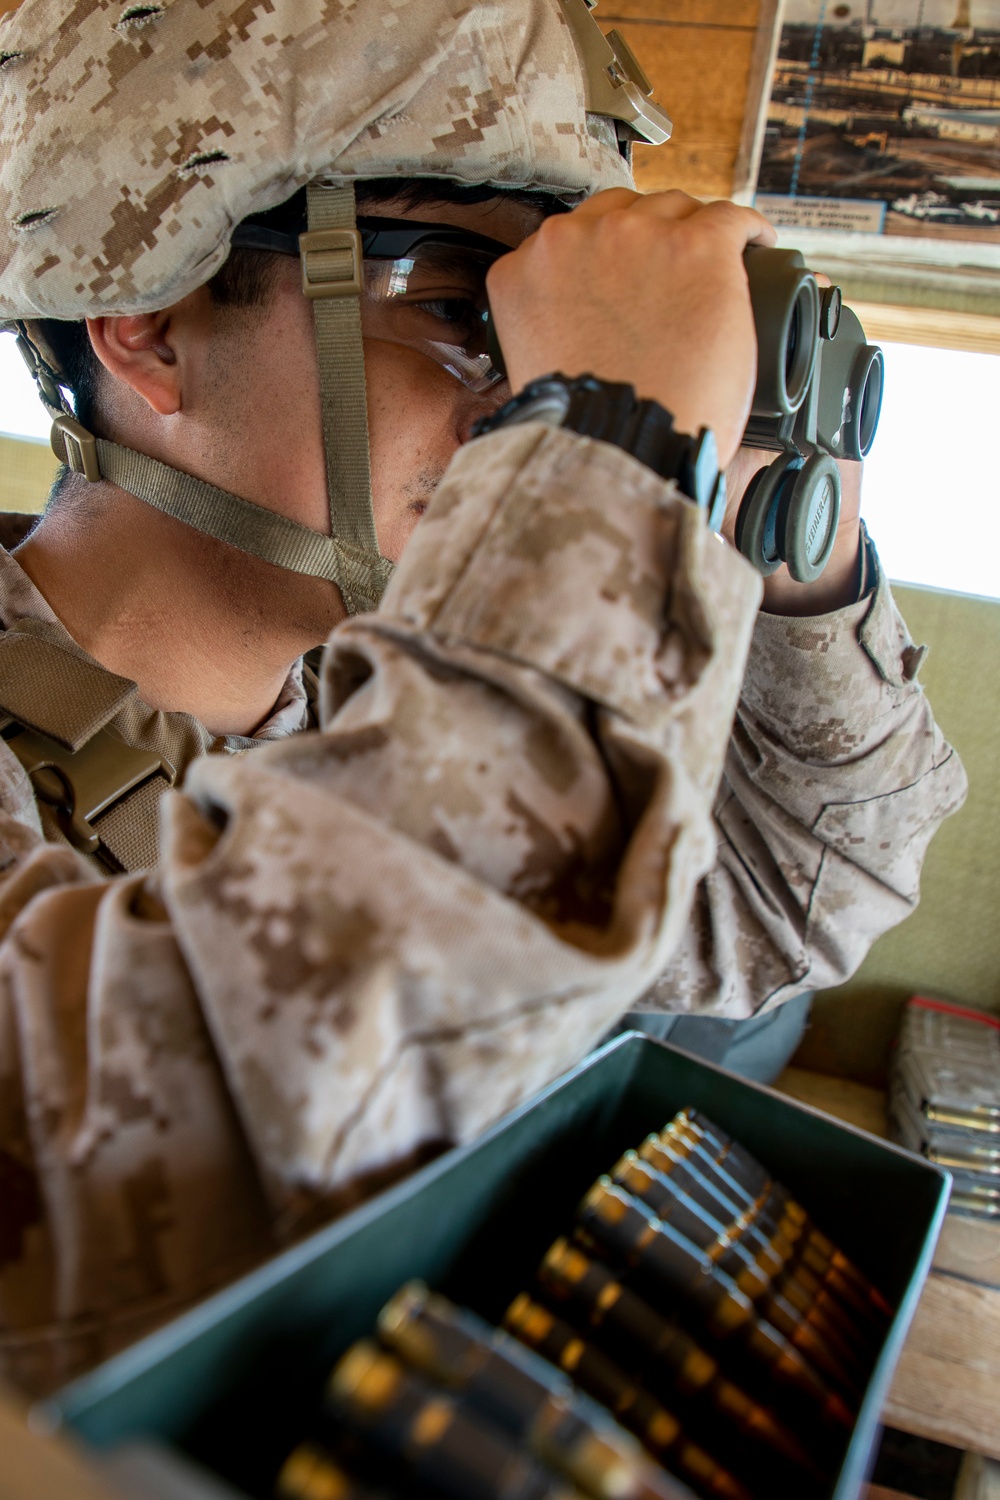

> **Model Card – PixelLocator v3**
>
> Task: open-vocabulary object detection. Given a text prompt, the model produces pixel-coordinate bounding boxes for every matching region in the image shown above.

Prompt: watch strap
[473,374,725,524]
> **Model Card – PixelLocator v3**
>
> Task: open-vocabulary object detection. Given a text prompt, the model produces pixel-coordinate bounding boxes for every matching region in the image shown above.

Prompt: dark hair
[40,177,568,432]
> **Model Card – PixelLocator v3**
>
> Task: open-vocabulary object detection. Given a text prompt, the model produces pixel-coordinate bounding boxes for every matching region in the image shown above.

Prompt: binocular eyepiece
[739,247,883,583]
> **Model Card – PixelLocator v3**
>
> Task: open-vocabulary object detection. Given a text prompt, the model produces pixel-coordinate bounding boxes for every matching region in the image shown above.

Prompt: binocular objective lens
[856,348,884,458]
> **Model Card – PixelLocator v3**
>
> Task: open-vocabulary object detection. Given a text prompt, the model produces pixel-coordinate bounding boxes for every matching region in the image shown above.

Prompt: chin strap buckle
[299,227,364,300]
[51,414,101,482]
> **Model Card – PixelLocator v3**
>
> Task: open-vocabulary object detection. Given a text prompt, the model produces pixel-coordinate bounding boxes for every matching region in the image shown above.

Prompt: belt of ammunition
[741,1319,854,1433]
[539,1238,719,1397]
[326,1341,584,1500]
[663,1123,794,1244]
[579,1182,854,1434]
[577,1180,753,1334]
[538,1238,821,1484]
[613,1153,789,1308]
[764,1269,872,1378]
[755,1287,863,1402]
[787,1238,888,1336]
[379,1284,572,1437]
[670,1114,892,1324]
[504,1297,752,1500]
[616,1161,865,1400]
[638,1137,793,1275]
[377,1284,684,1500]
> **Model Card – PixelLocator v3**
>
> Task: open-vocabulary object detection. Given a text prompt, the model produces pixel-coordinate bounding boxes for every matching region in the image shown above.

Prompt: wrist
[760,520,863,616]
[473,373,726,520]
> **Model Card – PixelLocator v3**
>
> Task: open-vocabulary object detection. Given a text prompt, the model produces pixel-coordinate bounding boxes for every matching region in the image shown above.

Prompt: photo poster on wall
[755,0,1000,242]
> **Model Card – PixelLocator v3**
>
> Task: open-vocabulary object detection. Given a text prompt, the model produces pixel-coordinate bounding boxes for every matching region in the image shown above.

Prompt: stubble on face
[403,463,449,516]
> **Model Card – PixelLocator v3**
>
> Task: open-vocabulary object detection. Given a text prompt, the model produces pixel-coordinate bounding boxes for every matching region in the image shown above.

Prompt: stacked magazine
[890,997,1000,1219]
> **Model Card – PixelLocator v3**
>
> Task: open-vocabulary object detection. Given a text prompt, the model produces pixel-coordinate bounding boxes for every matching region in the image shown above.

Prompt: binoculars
[739,247,884,582]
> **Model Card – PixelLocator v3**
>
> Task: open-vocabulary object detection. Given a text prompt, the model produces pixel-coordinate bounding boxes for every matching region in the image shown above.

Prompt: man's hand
[486,189,777,467]
[724,447,864,615]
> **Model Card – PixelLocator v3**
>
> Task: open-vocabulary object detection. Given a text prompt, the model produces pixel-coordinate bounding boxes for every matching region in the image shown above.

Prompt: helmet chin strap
[18,181,393,618]
[301,182,394,614]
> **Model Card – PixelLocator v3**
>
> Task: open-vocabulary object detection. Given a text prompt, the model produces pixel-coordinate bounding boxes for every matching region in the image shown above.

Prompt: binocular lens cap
[785,454,841,583]
[735,452,842,583]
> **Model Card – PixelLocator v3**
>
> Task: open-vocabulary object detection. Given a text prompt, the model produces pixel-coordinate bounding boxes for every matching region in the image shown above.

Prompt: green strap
[304,182,391,615]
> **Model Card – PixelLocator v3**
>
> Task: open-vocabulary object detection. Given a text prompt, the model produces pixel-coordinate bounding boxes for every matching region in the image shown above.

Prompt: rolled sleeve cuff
[380,425,762,731]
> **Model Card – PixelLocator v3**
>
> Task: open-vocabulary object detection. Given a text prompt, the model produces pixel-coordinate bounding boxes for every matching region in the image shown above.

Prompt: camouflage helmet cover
[0,0,664,323]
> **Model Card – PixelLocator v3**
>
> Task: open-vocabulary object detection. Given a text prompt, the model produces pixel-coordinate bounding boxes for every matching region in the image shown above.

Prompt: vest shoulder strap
[0,624,136,749]
[0,627,174,872]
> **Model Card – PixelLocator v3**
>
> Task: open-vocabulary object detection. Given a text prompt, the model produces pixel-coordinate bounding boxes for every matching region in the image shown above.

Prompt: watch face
[507,384,573,427]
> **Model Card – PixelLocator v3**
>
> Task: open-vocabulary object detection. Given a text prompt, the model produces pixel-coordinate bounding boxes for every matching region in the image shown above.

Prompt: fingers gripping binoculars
[738,248,884,583]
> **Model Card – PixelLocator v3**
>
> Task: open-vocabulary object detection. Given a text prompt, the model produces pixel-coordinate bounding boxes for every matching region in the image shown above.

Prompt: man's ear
[86,288,210,417]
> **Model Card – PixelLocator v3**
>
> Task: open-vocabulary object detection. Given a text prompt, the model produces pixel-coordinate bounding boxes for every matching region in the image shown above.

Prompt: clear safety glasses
[232,216,511,393]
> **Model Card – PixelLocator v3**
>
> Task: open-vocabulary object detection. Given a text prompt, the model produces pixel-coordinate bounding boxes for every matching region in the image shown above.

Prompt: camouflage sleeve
[637,543,967,1020]
[0,426,761,1392]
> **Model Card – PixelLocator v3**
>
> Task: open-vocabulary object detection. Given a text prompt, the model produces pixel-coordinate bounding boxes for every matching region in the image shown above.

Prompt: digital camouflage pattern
[0,0,636,321]
[0,427,966,1395]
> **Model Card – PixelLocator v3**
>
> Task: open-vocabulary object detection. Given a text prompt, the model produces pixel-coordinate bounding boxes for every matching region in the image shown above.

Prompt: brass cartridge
[276,1445,384,1500]
[578,1180,754,1334]
[637,1137,796,1271]
[612,1158,859,1398]
[634,1138,871,1370]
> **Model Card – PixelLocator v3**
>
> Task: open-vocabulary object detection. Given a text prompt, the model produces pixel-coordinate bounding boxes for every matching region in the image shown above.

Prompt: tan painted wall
[0,433,57,513]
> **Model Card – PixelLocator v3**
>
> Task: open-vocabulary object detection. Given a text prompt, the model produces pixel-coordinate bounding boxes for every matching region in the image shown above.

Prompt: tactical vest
[0,514,317,875]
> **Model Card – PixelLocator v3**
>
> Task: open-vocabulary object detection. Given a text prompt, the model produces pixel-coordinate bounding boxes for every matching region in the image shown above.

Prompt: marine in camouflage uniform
[0,0,965,1396]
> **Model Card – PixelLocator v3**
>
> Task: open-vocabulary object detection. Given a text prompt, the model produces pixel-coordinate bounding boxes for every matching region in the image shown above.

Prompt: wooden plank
[0,0,23,16]
[883,1271,1000,1460]
[602,2,760,22]
[606,19,762,200]
[772,1067,889,1139]
[731,0,782,203]
[933,1214,1000,1291]
[851,301,1000,356]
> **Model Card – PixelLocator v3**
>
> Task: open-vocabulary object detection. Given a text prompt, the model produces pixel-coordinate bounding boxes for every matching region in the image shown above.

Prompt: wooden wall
[600,2,782,201]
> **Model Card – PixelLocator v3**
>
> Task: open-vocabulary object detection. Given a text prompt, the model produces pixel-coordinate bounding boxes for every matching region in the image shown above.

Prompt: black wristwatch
[472,373,726,528]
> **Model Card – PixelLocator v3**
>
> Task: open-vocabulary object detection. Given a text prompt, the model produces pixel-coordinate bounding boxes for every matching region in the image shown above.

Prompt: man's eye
[414,297,484,333]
